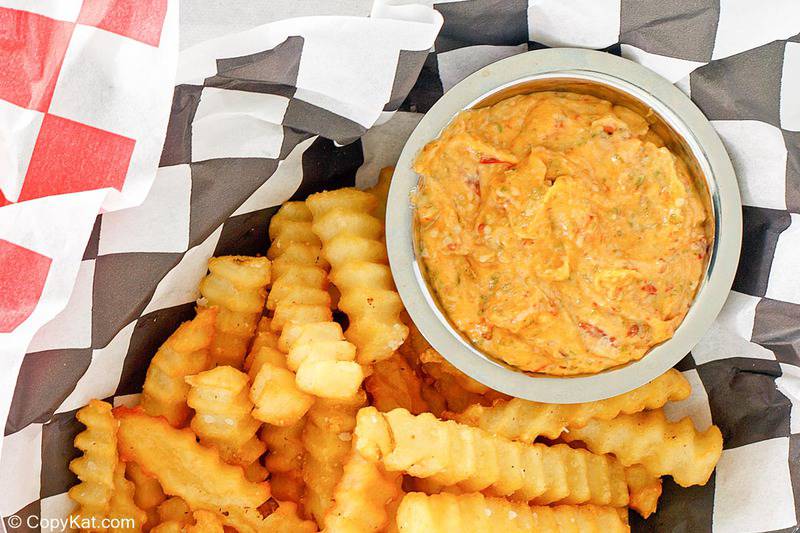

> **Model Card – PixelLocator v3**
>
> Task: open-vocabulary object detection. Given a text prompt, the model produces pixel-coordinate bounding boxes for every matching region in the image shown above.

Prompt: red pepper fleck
[522,239,535,246]
[641,283,658,295]
[479,157,516,167]
[477,223,486,233]
[627,324,640,337]
[447,243,457,251]
[603,125,615,135]
[579,322,607,338]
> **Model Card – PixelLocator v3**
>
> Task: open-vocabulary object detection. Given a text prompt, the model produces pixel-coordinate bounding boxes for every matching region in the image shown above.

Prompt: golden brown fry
[563,409,723,487]
[109,463,147,532]
[115,407,270,510]
[246,317,313,428]
[69,400,118,525]
[150,522,182,533]
[261,423,306,505]
[395,493,630,533]
[268,202,331,335]
[221,502,317,533]
[303,391,368,526]
[151,510,224,533]
[366,166,394,221]
[307,188,408,364]
[366,352,429,415]
[126,462,166,531]
[250,360,314,426]
[268,202,363,400]
[451,369,691,441]
[324,450,403,532]
[185,366,266,478]
[418,348,491,395]
[244,318,280,379]
[284,321,363,399]
[157,497,190,525]
[199,256,271,368]
[355,407,628,507]
[141,307,217,427]
[398,322,496,414]
[187,510,224,533]
[625,465,662,519]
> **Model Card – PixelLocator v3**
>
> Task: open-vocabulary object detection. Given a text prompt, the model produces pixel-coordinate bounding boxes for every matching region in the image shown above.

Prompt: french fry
[157,497,190,525]
[198,256,271,368]
[243,317,280,378]
[395,493,630,533]
[141,307,217,427]
[251,362,314,427]
[324,450,403,532]
[355,407,628,507]
[69,400,118,525]
[245,317,314,428]
[398,322,490,415]
[221,502,317,533]
[366,166,394,221]
[126,462,166,531]
[185,366,266,480]
[563,409,723,487]
[150,523,182,533]
[625,465,662,519]
[365,352,429,415]
[451,369,691,442]
[109,463,147,532]
[303,391,368,526]
[307,188,408,364]
[267,202,331,335]
[261,423,306,504]
[284,321,363,399]
[186,510,224,533]
[268,202,363,400]
[115,407,270,510]
[151,510,224,533]
[418,348,491,395]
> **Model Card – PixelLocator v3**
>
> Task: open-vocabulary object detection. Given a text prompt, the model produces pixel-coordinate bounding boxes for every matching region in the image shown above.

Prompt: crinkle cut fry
[355,407,628,507]
[261,422,306,505]
[563,409,723,487]
[141,306,217,427]
[69,400,118,524]
[303,391,368,527]
[451,369,691,441]
[109,462,148,531]
[198,255,271,368]
[395,492,630,533]
[114,407,270,510]
[306,188,409,364]
[268,202,363,400]
[126,462,166,530]
[365,352,429,415]
[324,448,403,532]
[247,318,314,427]
[625,464,662,519]
[185,366,266,481]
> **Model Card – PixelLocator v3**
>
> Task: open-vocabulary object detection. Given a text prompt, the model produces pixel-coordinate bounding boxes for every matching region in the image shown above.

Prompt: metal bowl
[386,48,742,403]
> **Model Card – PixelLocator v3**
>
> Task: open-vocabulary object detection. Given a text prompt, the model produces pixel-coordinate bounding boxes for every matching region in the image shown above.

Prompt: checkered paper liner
[2,1,799,532]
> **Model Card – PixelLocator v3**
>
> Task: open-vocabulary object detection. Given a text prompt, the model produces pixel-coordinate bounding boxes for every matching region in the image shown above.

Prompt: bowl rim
[385,48,742,403]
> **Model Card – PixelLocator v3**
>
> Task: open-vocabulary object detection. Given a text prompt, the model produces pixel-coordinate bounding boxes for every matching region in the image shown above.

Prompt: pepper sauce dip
[413,91,711,375]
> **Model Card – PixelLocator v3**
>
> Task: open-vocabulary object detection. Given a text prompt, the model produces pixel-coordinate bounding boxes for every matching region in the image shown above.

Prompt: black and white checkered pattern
[3,2,799,532]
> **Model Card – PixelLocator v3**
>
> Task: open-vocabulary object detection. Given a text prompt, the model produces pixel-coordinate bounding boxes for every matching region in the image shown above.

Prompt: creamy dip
[413,91,710,375]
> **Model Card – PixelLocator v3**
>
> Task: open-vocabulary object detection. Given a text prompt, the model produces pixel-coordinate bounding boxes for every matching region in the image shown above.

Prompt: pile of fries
[67,169,723,532]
